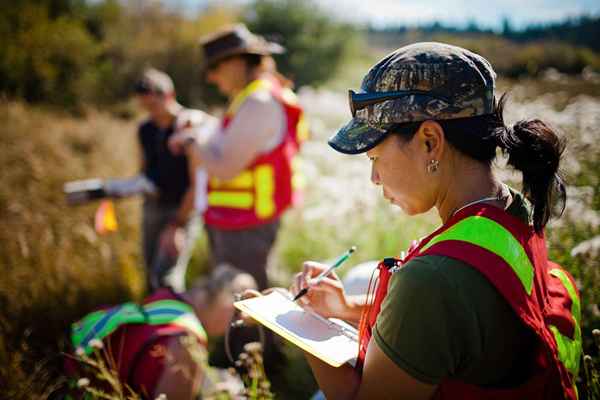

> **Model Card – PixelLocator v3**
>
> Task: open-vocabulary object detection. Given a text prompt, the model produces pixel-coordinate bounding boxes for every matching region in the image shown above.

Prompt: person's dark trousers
[205,220,280,291]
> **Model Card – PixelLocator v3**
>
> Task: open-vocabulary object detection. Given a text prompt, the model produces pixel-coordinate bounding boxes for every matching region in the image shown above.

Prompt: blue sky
[166,0,600,29]
[315,0,600,29]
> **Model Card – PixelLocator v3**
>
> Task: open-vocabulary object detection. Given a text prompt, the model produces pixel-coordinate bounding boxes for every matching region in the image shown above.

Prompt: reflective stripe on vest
[71,299,206,355]
[549,268,582,379]
[228,79,273,115]
[419,215,534,295]
[208,165,276,216]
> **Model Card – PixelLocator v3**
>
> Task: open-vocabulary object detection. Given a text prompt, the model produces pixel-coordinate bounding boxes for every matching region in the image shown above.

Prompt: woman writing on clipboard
[291,43,582,400]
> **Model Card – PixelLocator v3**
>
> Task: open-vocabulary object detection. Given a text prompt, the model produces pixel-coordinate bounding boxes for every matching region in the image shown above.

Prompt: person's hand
[168,129,196,155]
[158,224,185,258]
[291,261,350,319]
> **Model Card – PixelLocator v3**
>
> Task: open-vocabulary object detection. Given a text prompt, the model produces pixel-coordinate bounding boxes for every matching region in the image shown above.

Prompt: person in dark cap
[169,24,307,291]
[290,42,581,399]
[135,68,217,293]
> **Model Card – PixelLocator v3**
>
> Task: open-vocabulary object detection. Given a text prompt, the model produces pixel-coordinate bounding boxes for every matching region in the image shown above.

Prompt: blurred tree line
[368,15,600,78]
[0,0,359,110]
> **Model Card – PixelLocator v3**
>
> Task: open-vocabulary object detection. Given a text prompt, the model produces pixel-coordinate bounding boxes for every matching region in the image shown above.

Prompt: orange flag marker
[95,199,118,235]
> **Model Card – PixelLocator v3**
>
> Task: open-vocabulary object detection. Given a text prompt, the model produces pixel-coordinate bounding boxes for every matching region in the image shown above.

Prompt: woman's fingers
[302,261,328,277]
[308,276,343,292]
[239,289,262,300]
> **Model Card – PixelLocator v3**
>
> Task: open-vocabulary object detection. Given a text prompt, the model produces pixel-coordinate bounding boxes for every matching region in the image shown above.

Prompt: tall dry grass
[0,102,144,398]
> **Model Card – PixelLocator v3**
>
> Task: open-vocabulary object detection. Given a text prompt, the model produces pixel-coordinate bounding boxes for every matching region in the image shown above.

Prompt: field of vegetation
[2,72,600,398]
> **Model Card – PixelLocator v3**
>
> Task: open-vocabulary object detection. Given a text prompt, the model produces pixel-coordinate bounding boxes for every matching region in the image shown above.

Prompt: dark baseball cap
[329,42,497,154]
[134,68,174,95]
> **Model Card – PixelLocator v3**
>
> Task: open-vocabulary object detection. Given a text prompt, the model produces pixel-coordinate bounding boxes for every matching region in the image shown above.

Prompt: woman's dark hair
[392,94,566,233]
[240,53,293,88]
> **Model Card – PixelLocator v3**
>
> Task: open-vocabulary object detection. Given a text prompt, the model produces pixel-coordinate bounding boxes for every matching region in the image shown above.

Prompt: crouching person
[64,265,256,399]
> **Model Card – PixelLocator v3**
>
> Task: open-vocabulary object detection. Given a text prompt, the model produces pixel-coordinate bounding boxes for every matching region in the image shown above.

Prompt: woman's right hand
[291,261,350,320]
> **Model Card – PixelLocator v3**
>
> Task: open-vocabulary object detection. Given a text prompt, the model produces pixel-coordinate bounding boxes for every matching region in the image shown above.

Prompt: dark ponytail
[494,94,567,233]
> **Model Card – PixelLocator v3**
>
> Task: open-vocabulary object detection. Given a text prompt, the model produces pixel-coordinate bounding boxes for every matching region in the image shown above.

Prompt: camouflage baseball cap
[329,42,497,154]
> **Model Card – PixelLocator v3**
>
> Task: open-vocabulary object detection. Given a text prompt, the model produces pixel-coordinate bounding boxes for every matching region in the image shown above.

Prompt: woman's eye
[369,156,377,162]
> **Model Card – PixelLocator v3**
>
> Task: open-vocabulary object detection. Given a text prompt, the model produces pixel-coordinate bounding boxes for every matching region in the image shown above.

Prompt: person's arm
[293,256,480,399]
[170,91,284,180]
[157,153,196,257]
[305,338,436,400]
[171,160,196,228]
[152,337,204,400]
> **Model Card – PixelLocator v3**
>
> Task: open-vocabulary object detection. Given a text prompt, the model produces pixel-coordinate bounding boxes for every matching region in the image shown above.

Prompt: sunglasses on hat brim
[348,89,451,118]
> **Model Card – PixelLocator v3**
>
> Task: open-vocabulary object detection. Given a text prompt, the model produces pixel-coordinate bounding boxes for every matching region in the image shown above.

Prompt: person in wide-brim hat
[168,23,307,375]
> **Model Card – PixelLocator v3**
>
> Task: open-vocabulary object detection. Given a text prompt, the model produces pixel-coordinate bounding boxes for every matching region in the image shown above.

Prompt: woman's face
[206,56,248,97]
[366,129,439,215]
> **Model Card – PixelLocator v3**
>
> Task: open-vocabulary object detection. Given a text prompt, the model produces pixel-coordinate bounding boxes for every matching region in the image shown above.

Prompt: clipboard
[234,290,358,367]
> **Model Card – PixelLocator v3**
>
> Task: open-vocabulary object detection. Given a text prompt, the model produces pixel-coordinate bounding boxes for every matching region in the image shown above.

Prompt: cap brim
[328,118,392,155]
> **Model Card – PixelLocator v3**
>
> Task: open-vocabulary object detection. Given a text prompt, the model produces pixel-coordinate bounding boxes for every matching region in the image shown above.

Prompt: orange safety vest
[204,77,307,230]
[357,203,582,399]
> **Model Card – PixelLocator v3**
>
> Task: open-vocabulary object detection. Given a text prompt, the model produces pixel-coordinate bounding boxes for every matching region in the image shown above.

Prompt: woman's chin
[391,200,422,216]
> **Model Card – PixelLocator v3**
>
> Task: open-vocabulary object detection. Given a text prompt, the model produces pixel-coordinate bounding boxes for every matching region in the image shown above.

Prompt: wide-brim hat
[329,42,497,155]
[200,24,285,70]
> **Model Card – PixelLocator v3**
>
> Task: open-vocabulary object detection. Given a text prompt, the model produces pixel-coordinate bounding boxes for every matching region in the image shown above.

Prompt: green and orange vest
[69,288,207,394]
[357,203,582,399]
[71,297,206,356]
[204,76,307,230]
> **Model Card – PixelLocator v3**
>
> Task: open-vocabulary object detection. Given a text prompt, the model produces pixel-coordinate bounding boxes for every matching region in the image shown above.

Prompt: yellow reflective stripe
[208,191,253,209]
[210,171,253,190]
[291,157,305,190]
[420,216,534,294]
[227,79,274,115]
[296,113,310,142]
[254,165,275,219]
[549,268,582,379]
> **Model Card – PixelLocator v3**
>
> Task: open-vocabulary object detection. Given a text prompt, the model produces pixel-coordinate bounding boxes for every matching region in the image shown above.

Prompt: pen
[293,246,357,302]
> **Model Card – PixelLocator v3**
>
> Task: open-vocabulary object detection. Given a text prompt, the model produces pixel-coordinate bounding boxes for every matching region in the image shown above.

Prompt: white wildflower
[75,347,85,357]
[77,377,90,388]
[89,338,104,350]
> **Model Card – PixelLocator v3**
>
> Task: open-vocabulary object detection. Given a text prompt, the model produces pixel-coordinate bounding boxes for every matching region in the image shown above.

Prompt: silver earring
[427,159,439,173]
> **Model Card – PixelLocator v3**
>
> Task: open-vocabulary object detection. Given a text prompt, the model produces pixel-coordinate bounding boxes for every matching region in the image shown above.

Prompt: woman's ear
[418,120,445,159]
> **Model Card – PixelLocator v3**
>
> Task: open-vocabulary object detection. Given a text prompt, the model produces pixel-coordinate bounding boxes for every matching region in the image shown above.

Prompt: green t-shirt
[373,191,537,387]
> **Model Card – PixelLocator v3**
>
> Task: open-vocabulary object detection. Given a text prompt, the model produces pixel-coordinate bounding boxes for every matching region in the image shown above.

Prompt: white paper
[235,291,358,367]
